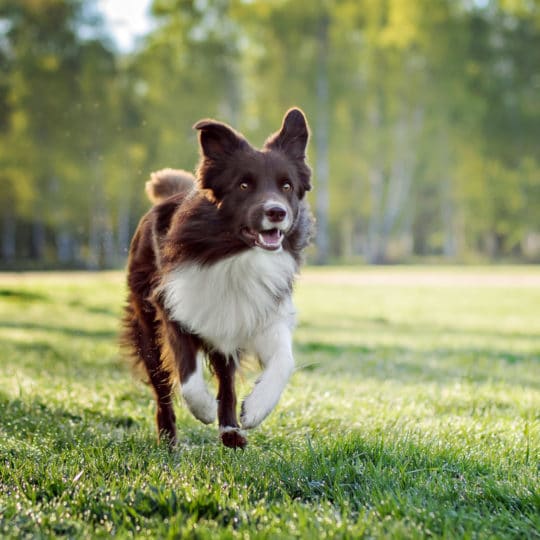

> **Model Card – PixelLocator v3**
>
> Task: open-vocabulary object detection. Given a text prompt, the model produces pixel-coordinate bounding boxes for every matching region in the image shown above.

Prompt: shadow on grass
[295,341,540,389]
[298,318,540,342]
[0,288,50,302]
[0,391,140,450]
[0,320,117,339]
[2,320,537,392]
[1,337,131,387]
[67,298,121,317]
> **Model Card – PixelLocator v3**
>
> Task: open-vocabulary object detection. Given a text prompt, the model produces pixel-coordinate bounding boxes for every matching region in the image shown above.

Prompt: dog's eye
[282,181,292,192]
[239,176,253,190]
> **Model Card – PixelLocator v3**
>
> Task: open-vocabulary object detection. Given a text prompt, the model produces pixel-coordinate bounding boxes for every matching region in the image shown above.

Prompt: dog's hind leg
[123,299,177,445]
[240,322,294,429]
[210,352,247,449]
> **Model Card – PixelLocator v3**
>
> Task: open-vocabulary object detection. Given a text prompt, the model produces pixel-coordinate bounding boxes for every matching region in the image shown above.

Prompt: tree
[1,0,539,268]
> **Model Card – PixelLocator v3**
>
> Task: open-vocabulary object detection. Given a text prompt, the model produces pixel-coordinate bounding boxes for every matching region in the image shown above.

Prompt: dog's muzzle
[241,202,291,251]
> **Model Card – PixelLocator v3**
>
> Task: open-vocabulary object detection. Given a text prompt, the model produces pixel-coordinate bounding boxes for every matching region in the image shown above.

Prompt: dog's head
[194,108,311,252]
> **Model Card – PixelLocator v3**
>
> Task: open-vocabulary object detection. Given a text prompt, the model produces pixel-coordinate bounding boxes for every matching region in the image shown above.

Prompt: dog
[122,108,314,448]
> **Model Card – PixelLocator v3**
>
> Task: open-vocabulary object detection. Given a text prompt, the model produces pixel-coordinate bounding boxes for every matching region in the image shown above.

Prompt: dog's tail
[145,168,195,204]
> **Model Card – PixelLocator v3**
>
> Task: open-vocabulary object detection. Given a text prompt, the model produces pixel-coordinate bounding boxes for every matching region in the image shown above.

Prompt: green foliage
[0,0,539,266]
[0,268,539,538]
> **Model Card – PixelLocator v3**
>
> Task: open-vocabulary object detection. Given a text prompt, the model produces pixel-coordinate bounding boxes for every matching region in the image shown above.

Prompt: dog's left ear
[265,108,311,193]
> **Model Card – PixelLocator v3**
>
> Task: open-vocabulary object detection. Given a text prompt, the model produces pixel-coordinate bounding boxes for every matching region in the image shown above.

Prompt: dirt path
[0,267,538,287]
[0,271,124,284]
[300,267,540,287]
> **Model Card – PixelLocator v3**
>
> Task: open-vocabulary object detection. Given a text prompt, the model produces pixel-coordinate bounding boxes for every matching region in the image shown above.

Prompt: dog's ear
[194,119,246,160]
[265,108,312,194]
[265,108,309,161]
[194,119,248,199]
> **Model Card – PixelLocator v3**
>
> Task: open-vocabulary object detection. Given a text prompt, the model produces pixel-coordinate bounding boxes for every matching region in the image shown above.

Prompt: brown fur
[145,168,195,204]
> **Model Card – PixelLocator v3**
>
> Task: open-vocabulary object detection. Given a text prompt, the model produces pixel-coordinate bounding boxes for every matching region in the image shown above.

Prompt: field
[0,267,539,539]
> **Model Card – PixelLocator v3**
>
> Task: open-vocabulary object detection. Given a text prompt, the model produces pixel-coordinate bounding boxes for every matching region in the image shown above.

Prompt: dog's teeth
[256,229,284,249]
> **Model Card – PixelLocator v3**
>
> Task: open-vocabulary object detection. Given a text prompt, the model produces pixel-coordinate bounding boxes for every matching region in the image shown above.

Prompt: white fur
[219,426,247,437]
[240,321,295,429]
[181,352,217,424]
[160,249,297,356]
[261,200,292,232]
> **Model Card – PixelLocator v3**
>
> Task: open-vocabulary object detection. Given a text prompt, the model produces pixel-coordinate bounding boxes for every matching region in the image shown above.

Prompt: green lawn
[0,267,539,539]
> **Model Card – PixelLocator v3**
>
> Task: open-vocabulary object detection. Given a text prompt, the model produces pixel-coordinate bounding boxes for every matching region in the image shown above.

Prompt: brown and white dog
[122,108,314,448]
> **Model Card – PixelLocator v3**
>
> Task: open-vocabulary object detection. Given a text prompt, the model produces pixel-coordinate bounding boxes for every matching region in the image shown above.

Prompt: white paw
[180,353,217,424]
[182,385,217,424]
[240,387,279,429]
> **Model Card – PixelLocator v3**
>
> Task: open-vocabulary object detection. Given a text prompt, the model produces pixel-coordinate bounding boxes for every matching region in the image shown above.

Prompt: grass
[0,267,539,539]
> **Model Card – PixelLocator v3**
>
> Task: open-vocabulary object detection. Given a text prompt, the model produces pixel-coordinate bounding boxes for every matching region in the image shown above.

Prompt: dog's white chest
[160,249,297,355]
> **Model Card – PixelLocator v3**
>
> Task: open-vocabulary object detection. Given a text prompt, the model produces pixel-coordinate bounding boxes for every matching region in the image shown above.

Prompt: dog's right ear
[264,108,309,161]
[194,120,246,161]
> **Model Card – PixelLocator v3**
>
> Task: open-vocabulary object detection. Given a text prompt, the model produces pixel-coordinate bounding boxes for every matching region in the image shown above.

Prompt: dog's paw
[240,391,275,430]
[182,388,217,425]
[219,426,248,449]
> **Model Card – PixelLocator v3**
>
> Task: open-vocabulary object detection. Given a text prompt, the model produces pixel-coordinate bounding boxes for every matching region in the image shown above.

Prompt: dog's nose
[265,205,287,223]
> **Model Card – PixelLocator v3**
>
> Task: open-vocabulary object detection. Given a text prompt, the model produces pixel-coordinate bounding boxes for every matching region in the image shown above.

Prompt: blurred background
[0,0,539,269]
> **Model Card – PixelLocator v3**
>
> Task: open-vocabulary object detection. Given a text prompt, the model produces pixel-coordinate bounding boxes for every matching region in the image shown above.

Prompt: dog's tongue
[258,229,282,248]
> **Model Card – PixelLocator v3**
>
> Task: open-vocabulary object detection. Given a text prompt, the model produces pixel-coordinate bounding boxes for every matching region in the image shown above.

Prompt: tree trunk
[102,210,116,268]
[87,156,108,269]
[441,175,457,258]
[117,193,131,263]
[366,94,385,264]
[314,13,330,264]
[340,215,354,260]
[366,164,384,264]
[31,218,46,261]
[2,211,16,263]
[88,205,100,270]
[438,129,461,259]
[367,106,423,263]
[56,228,73,264]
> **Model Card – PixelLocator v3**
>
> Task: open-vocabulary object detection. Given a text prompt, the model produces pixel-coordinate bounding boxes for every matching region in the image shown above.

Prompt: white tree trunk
[314,14,330,264]
[367,107,423,263]
[117,193,131,263]
[56,229,73,264]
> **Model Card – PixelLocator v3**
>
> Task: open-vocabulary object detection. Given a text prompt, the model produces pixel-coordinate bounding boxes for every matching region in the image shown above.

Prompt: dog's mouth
[241,227,284,251]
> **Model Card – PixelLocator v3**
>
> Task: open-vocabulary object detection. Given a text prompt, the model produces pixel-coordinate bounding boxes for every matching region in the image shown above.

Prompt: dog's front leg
[160,314,217,425]
[180,351,218,425]
[210,352,247,449]
[240,322,294,429]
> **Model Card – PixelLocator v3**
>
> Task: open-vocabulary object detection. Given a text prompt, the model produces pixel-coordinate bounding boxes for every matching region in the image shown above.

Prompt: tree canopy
[1,0,539,268]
